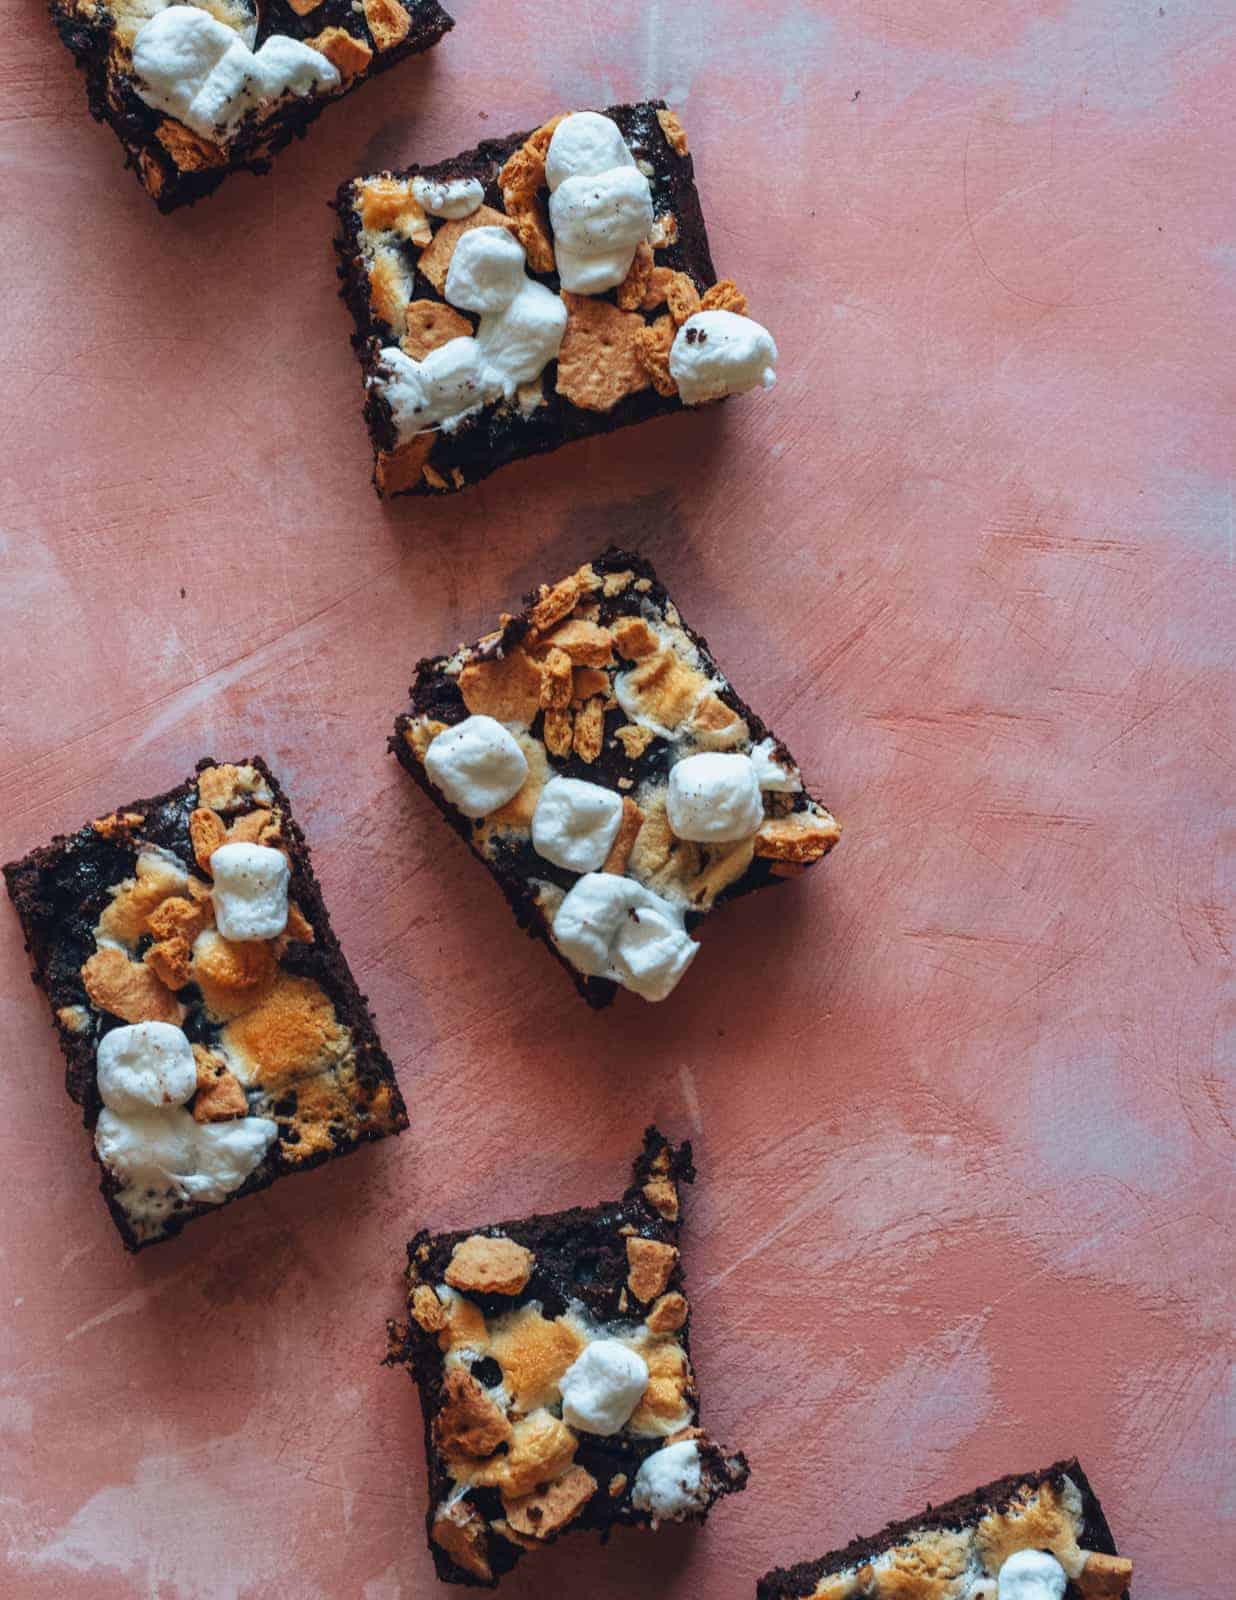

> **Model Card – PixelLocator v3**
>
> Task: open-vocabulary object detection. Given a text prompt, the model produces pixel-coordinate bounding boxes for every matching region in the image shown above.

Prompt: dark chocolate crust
[386,1128,749,1587]
[391,546,836,1007]
[332,99,719,495]
[50,0,454,213]
[755,1459,1129,1600]
[4,757,408,1249]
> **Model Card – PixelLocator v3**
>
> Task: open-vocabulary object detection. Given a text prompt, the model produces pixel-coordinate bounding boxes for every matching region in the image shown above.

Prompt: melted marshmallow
[996,1552,1068,1600]
[531,777,624,873]
[424,715,529,818]
[669,310,778,405]
[545,112,653,294]
[95,1105,277,1206]
[552,874,697,1001]
[131,5,339,141]
[666,752,764,843]
[559,1339,649,1435]
[373,228,567,440]
[631,1440,706,1523]
[412,175,485,219]
[210,842,290,942]
[749,736,802,792]
[97,1022,197,1113]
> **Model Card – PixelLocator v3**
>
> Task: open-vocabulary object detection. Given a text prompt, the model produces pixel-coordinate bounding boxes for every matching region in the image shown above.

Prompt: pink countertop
[1,1,1232,1595]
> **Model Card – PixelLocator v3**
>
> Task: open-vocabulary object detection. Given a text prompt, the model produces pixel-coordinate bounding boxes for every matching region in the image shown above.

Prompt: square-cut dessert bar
[756,1460,1133,1600]
[4,758,406,1249]
[385,1128,749,1587]
[50,0,453,211]
[392,548,840,1006]
[333,101,780,495]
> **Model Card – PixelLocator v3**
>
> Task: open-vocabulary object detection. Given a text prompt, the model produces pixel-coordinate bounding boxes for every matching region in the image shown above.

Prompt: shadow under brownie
[51,0,453,212]
[392,547,840,1006]
[756,1460,1133,1600]
[385,1128,749,1587]
[4,758,406,1249]
[333,101,778,495]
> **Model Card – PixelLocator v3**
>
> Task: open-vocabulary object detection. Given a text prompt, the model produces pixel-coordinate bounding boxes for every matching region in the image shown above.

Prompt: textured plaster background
[1,0,1233,1596]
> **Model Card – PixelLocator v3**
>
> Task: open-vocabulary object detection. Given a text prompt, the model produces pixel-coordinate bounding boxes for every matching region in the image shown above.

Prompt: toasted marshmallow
[97,1022,197,1114]
[531,777,624,872]
[749,736,803,793]
[424,715,529,818]
[412,175,484,219]
[559,1339,649,1435]
[551,874,697,1001]
[997,1552,1067,1600]
[210,842,289,941]
[666,752,763,843]
[631,1440,707,1523]
[669,310,778,405]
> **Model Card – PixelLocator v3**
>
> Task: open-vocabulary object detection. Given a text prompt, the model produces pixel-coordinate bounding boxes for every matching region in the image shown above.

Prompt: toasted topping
[57,1004,91,1034]
[146,935,191,990]
[616,239,655,311]
[411,1284,447,1332]
[505,191,555,274]
[615,643,710,736]
[626,1236,679,1301]
[478,733,549,834]
[190,1046,249,1123]
[435,1369,514,1459]
[636,313,679,396]
[615,723,656,760]
[602,796,644,875]
[646,1292,688,1334]
[753,811,841,863]
[81,949,180,1026]
[459,649,544,725]
[362,0,410,50]
[219,973,348,1085]
[700,278,748,316]
[975,1480,1083,1578]
[1075,1553,1134,1598]
[191,929,279,1020]
[473,1408,576,1496]
[543,707,574,759]
[528,569,592,633]
[656,107,689,155]
[286,0,323,14]
[189,807,227,872]
[573,667,610,701]
[431,1502,492,1584]
[197,764,272,813]
[572,695,606,763]
[445,1234,535,1296]
[537,618,614,666]
[611,616,660,659]
[401,298,474,362]
[488,1306,585,1412]
[503,1465,597,1539]
[665,272,702,326]
[156,120,227,170]
[555,293,651,411]
[96,850,189,949]
[643,1175,679,1220]
[628,1340,692,1435]
[306,26,372,78]
[608,1474,627,1497]
[91,810,144,838]
[358,177,431,243]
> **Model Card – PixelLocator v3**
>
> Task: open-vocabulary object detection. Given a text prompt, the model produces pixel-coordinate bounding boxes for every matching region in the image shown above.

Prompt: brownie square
[333,100,777,496]
[385,1128,749,1587]
[756,1460,1133,1600]
[4,758,407,1249]
[391,547,840,1006]
[51,0,453,212]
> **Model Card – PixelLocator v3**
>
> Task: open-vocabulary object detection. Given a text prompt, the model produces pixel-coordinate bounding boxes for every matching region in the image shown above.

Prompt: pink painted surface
[1,0,1233,1595]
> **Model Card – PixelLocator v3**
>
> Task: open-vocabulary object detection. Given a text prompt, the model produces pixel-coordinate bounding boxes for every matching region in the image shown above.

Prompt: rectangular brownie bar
[392,547,840,1006]
[756,1460,1133,1600]
[333,101,779,495]
[51,0,453,212]
[4,758,407,1249]
[385,1128,749,1588]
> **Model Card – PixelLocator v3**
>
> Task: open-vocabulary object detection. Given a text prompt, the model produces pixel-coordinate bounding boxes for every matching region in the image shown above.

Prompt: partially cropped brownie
[333,101,779,495]
[392,548,840,1006]
[757,1461,1133,1600]
[386,1128,749,1587]
[50,0,453,211]
[4,759,406,1249]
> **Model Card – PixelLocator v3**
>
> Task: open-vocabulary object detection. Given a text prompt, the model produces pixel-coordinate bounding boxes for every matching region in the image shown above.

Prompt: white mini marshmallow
[559,1339,649,1435]
[412,174,485,219]
[97,1022,197,1114]
[376,339,488,435]
[552,874,698,1001]
[545,112,652,295]
[996,1552,1068,1600]
[631,1440,707,1523]
[669,310,778,406]
[445,226,528,313]
[666,752,764,843]
[95,1105,277,1205]
[749,736,803,792]
[424,715,529,818]
[210,842,290,941]
[131,6,339,141]
[531,777,624,873]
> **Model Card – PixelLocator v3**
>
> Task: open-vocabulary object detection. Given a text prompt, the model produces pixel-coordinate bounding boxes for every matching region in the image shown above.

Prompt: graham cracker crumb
[700,279,749,316]
[656,107,689,156]
[666,272,702,326]
[306,25,372,78]
[542,707,574,759]
[503,1465,597,1539]
[376,435,433,496]
[362,0,410,51]
[81,948,179,1026]
[616,240,654,311]
[602,797,644,874]
[573,696,606,763]
[445,1234,535,1296]
[555,293,651,413]
[627,1236,678,1301]
[646,1291,688,1334]
[401,298,473,362]
[636,315,678,397]
[615,723,656,760]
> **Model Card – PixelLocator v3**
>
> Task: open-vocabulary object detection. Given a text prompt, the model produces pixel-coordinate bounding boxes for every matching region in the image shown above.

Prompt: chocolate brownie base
[5,758,407,1248]
[51,0,453,213]
[756,1460,1131,1600]
[333,100,718,495]
[386,1129,750,1587]
[391,547,840,1006]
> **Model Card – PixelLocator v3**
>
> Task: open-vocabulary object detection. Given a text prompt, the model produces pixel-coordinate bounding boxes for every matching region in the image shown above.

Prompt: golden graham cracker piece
[445,1234,535,1296]
[555,293,651,413]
